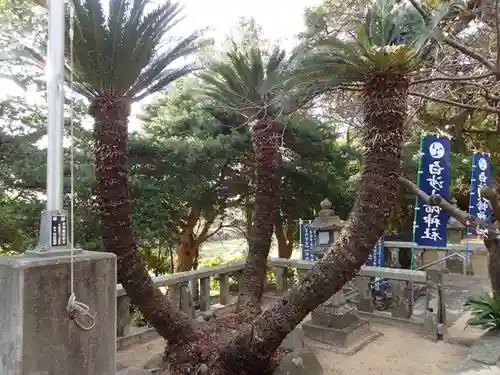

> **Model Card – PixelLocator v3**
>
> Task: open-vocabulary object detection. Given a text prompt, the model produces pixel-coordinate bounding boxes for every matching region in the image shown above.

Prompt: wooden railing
[115,258,446,348]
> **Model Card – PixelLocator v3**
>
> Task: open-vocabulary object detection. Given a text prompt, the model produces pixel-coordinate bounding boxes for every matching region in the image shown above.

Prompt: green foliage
[465,294,500,331]
[292,0,451,94]
[0,191,42,254]
[199,256,244,293]
[132,308,148,327]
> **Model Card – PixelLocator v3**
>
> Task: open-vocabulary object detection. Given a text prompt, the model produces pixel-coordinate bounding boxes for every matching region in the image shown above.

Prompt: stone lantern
[447,216,463,244]
[306,198,345,261]
[446,216,469,274]
[301,198,380,353]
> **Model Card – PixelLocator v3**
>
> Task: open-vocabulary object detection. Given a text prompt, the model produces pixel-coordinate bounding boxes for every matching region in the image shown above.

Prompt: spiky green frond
[198,45,293,117]
[24,0,206,101]
[292,0,450,91]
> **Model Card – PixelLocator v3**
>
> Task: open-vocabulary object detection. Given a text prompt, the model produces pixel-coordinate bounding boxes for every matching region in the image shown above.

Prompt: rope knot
[67,293,96,331]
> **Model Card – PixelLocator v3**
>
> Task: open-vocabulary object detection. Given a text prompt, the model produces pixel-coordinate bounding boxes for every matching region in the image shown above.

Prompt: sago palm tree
[25,0,205,343]
[230,0,454,362]
[199,46,294,311]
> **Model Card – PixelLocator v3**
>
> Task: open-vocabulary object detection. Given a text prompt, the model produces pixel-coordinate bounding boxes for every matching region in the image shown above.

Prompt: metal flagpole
[28,0,70,255]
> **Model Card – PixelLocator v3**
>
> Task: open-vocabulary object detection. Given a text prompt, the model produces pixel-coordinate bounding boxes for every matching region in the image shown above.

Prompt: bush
[199,255,244,294]
[465,293,500,331]
[132,307,148,327]
[198,255,297,294]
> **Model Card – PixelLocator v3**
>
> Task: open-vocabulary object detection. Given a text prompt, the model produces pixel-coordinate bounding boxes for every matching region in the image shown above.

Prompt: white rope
[65,0,96,331]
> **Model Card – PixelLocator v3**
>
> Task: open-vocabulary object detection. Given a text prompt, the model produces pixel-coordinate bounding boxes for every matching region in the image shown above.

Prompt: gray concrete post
[0,251,116,375]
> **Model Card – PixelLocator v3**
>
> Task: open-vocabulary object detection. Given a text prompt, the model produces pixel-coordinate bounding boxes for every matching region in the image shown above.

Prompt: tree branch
[411,72,495,85]
[496,0,500,68]
[480,186,500,221]
[398,177,500,238]
[407,0,497,72]
[442,35,497,72]
[409,91,500,114]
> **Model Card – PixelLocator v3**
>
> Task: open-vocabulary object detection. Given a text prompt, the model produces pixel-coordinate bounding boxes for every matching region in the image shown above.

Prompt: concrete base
[0,251,116,375]
[302,312,381,355]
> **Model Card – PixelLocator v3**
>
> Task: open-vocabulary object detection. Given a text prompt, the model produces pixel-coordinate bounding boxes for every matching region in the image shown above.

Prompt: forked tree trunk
[237,119,281,311]
[90,96,196,344]
[175,207,202,272]
[176,231,197,271]
[220,74,409,372]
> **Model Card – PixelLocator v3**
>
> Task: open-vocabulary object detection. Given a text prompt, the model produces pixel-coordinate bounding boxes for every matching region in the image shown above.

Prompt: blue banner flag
[469,153,492,235]
[299,219,316,260]
[414,136,451,247]
[365,235,384,267]
[366,236,384,292]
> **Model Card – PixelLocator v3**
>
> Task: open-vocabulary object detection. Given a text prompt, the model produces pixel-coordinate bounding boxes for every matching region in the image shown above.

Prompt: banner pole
[465,154,475,273]
[410,135,424,270]
[299,219,303,260]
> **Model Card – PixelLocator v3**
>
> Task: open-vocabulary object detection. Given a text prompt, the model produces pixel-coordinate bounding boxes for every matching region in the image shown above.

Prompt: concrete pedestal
[0,251,116,375]
[302,291,381,355]
[303,310,381,355]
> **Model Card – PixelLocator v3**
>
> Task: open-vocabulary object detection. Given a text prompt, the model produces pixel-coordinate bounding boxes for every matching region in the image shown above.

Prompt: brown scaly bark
[90,95,197,345]
[479,187,500,297]
[484,236,500,298]
[237,118,282,312]
[219,73,409,373]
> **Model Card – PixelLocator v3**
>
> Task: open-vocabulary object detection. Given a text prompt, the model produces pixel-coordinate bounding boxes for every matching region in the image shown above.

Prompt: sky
[124,0,319,128]
[176,0,315,49]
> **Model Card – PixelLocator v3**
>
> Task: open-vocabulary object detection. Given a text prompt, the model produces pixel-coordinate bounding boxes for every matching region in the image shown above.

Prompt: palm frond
[24,0,205,100]
[128,30,205,99]
[199,44,294,118]
[291,0,452,97]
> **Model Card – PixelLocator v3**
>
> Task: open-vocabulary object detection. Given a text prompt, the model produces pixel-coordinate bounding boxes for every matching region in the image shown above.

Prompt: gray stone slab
[413,273,491,327]
[117,367,153,375]
[274,348,323,375]
[441,274,491,326]
[470,330,500,366]
[281,327,305,350]
[0,251,116,375]
[449,358,500,375]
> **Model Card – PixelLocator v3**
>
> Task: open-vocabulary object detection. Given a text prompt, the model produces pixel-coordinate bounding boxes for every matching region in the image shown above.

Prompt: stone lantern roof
[447,215,464,229]
[306,198,345,230]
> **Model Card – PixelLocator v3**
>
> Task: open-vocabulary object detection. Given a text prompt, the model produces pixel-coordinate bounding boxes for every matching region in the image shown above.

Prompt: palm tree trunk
[485,238,500,297]
[223,74,409,368]
[90,96,197,344]
[237,119,281,311]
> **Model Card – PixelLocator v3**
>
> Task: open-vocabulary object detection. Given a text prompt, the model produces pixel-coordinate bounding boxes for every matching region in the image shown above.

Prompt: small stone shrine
[301,198,381,354]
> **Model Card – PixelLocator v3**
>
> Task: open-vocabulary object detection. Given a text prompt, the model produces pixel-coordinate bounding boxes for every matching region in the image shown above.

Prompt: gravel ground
[117,322,470,375]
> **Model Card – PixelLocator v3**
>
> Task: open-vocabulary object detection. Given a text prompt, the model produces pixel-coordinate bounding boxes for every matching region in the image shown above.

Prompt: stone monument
[446,216,470,274]
[301,198,381,354]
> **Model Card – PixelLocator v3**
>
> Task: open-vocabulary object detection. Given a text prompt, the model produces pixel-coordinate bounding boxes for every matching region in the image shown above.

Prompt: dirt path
[117,322,470,374]
[316,323,467,375]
